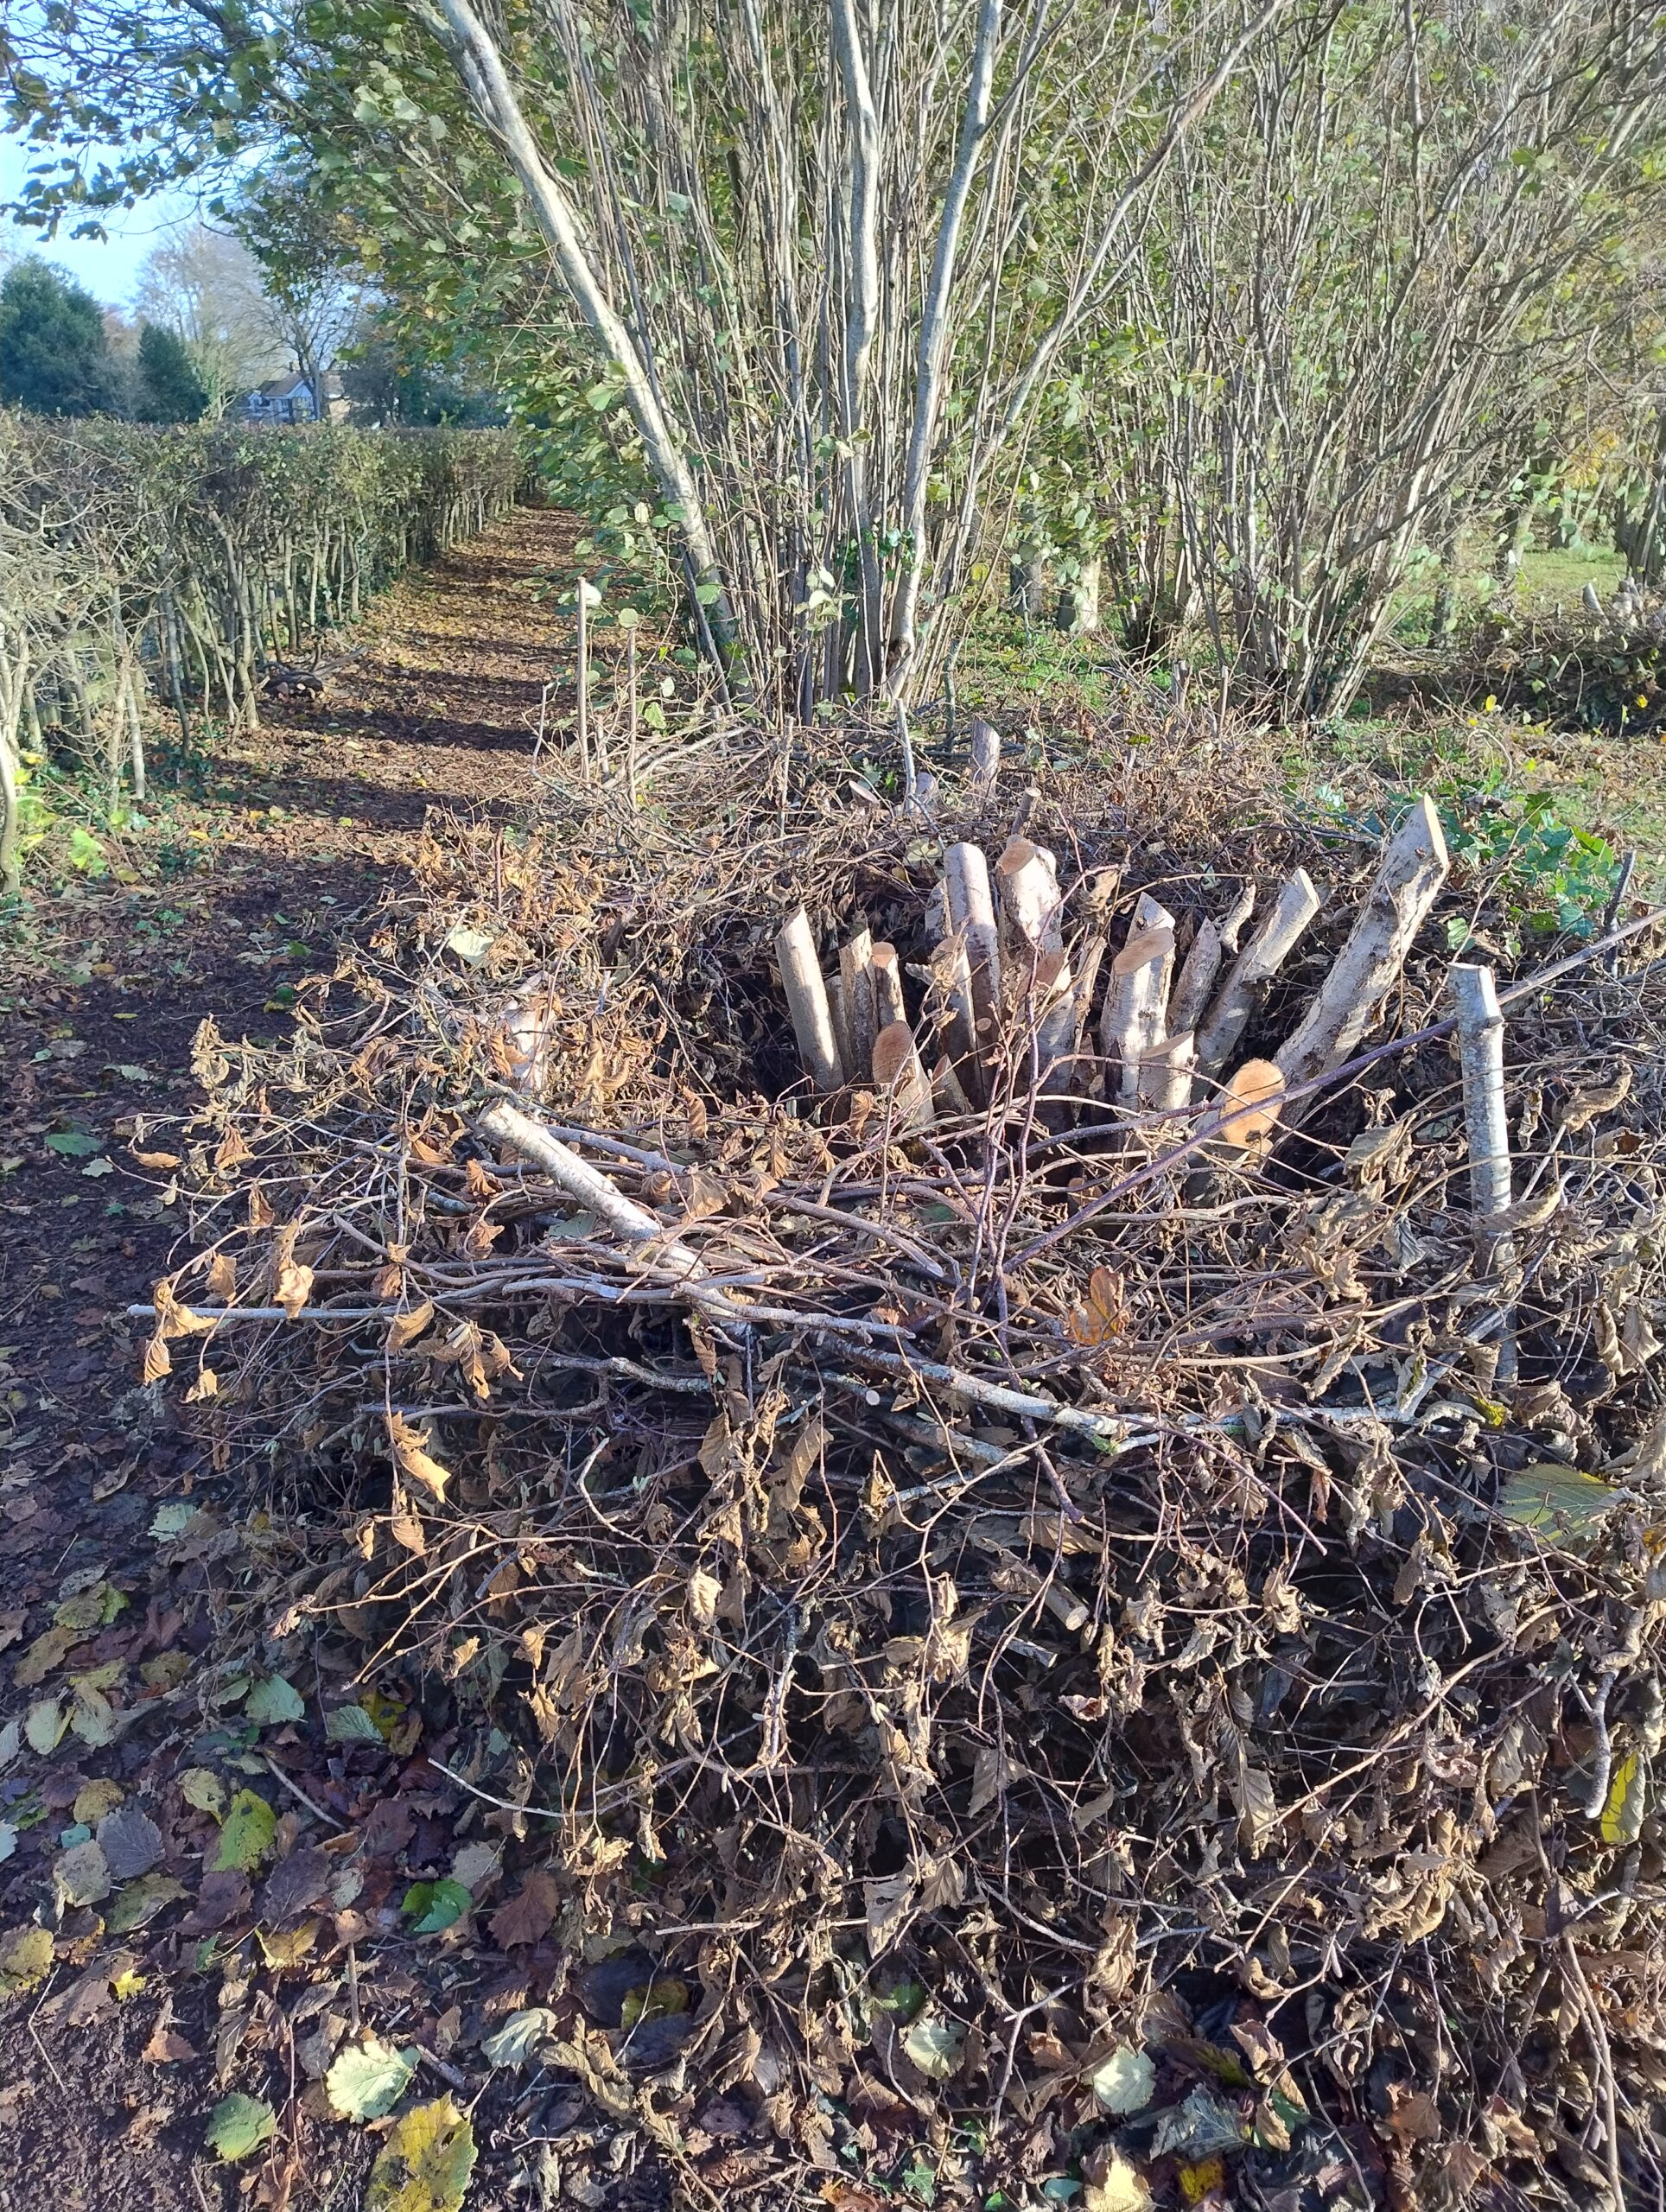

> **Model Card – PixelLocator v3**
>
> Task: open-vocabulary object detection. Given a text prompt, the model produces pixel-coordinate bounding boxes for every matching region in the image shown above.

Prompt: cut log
[944,842,1002,1103]
[1138,1028,1196,1111]
[873,1020,936,1134]
[1275,797,1448,1086]
[773,907,845,1093]
[1194,869,1321,1077]
[840,927,878,1090]
[1198,1057,1285,1162]
[1168,917,1222,1036]
[870,941,907,1031]
[969,715,1001,791]
[1098,897,1175,1103]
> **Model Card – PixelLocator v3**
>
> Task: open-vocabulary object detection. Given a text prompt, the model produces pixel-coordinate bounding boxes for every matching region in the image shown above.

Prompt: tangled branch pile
[139,741,1666,2205]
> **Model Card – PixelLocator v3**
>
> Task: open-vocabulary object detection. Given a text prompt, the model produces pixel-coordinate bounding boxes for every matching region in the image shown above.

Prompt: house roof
[250,372,346,402]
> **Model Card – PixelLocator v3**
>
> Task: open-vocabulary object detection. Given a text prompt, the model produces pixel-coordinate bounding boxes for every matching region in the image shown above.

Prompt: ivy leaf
[366,2097,478,2212]
[327,2036,419,2122]
[214,1789,277,1872]
[206,2092,276,2163]
[45,1130,103,1157]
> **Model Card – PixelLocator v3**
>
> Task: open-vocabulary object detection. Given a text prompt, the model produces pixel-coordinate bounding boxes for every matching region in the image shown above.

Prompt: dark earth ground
[0,509,747,2210]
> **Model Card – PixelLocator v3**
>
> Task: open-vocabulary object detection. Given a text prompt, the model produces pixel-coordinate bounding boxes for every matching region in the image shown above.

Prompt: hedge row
[0,418,520,890]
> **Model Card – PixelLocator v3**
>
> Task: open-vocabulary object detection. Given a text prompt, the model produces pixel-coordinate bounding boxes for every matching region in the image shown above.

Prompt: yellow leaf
[258,1918,321,1967]
[366,2096,478,2212]
[1180,2156,1225,2203]
[111,1967,147,1999]
[1601,1751,1648,1847]
[0,1924,55,1998]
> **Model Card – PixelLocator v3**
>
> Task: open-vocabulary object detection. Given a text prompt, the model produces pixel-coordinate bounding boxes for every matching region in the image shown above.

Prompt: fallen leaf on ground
[206,2091,277,2163]
[214,1789,277,1872]
[490,1870,559,1949]
[327,2035,419,2121]
[107,1873,188,1933]
[0,1925,54,1998]
[482,2009,562,2068]
[366,2096,478,2211]
[98,1806,164,1880]
[1091,2044,1156,2114]
[246,1674,306,1726]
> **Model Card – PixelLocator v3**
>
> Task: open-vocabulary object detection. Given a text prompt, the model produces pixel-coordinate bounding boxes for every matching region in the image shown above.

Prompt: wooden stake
[1276,797,1448,1086]
[1450,961,1518,1383]
[840,926,879,1089]
[1138,1028,1196,1110]
[873,1020,935,1133]
[1450,963,1515,1267]
[625,620,639,807]
[944,842,1002,1103]
[575,578,590,778]
[994,837,1065,968]
[1195,869,1321,1077]
[774,907,845,1093]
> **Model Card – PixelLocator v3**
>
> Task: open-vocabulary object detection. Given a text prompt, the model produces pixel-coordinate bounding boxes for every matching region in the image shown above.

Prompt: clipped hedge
[0,416,519,889]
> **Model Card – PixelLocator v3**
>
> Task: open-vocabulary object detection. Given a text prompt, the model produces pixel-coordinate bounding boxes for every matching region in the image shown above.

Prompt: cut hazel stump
[1194,870,1321,1078]
[1275,796,1448,1087]
[773,907,845,1094]
[1099,896,1175,1103]
[944,842,1002,1104]
[840,927,878,1093]
[873,1020,936,1134]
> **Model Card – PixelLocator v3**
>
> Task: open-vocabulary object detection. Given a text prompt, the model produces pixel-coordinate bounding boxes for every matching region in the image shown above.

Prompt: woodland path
[0,505,655,2211]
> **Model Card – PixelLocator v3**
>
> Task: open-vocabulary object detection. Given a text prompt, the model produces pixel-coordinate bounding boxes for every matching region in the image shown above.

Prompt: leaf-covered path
[0,505,603,2212]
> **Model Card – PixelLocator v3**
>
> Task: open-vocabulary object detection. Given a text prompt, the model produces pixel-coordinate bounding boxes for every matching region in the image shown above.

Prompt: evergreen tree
[136,321,210,422]
[0,258,117,416]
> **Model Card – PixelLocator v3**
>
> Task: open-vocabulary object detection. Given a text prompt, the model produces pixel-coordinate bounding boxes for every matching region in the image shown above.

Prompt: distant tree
[0,259,117,416]
[228,163,362,421]
[134,223,286,416]
[136,321,210,422]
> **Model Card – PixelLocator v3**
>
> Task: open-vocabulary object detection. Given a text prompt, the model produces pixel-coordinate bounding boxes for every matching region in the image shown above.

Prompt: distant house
[242,372,349,425]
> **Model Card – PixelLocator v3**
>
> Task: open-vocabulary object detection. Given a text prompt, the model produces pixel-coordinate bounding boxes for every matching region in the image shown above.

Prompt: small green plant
[1309,781,1619,942]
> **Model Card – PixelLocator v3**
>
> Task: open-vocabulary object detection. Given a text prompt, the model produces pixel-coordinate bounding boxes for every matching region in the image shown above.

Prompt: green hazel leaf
[206,2092,276,2163]
[327,2036,419,2122]
[245,1675,306,1727]
[213,1789,277,1872]
[45,1129,103,1156]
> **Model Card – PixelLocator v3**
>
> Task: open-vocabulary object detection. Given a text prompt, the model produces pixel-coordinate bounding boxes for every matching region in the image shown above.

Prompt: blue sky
[0,135,195,308]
